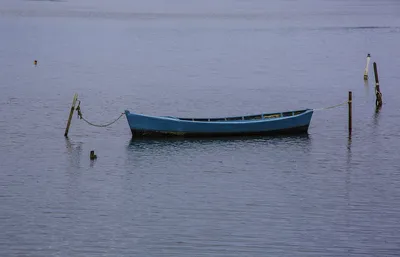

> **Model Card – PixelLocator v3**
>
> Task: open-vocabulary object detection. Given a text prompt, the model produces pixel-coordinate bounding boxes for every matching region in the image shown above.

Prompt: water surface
[1,0,400,256]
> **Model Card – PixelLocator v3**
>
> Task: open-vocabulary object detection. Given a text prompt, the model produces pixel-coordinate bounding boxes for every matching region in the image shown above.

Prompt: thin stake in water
[348,91,352,135]
[373,62,383,108]
[64,93,78,137]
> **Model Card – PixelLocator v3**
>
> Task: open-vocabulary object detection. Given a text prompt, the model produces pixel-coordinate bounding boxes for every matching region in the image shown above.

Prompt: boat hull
[129,125,309,138]
[125,109,313,138]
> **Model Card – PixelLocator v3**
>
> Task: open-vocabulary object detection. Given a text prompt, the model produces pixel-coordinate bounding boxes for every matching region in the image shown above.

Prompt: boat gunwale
[125,109,312,123]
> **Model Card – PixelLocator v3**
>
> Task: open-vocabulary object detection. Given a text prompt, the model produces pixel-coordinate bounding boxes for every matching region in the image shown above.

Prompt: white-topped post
[364,53,371,80]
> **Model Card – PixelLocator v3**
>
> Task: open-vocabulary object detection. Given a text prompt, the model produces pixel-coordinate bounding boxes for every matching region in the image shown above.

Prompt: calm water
[1,0,400,256]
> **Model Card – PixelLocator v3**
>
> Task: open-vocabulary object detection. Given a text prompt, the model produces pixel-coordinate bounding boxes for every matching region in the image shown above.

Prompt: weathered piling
[364,53,371,80]
[348,91,352,134]
[64,93,78,137]
[373,62,383,107]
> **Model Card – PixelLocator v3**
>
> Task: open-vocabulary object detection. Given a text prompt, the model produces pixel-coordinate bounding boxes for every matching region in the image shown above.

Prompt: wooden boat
[124,109,313,138]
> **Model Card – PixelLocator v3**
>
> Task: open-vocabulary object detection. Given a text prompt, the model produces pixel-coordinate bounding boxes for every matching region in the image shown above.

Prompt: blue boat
[124,109,313,138]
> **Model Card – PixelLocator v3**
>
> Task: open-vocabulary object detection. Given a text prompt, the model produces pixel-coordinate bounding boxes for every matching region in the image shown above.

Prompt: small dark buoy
[34,60,37,66]
[90,150,97,160]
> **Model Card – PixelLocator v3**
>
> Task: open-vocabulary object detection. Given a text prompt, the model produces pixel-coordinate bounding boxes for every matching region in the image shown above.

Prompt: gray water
[1,0,400,256]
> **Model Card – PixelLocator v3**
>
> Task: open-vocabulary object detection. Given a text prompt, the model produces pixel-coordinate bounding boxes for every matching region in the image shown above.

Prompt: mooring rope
[313,100,350,111]
[75,101,125,128]
[81,113,125,127]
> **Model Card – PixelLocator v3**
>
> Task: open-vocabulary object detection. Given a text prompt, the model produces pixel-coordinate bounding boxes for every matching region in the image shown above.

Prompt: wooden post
[348,91,352,134]
[373,62,383,107]
[64,93,78,137]
[364,53,370,80]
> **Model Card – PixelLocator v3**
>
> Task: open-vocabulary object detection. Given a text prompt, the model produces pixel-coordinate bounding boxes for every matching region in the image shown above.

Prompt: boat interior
[175,109,308,122]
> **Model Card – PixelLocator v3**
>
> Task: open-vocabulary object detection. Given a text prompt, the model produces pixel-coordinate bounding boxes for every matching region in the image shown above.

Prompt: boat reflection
[126,133,312,158]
